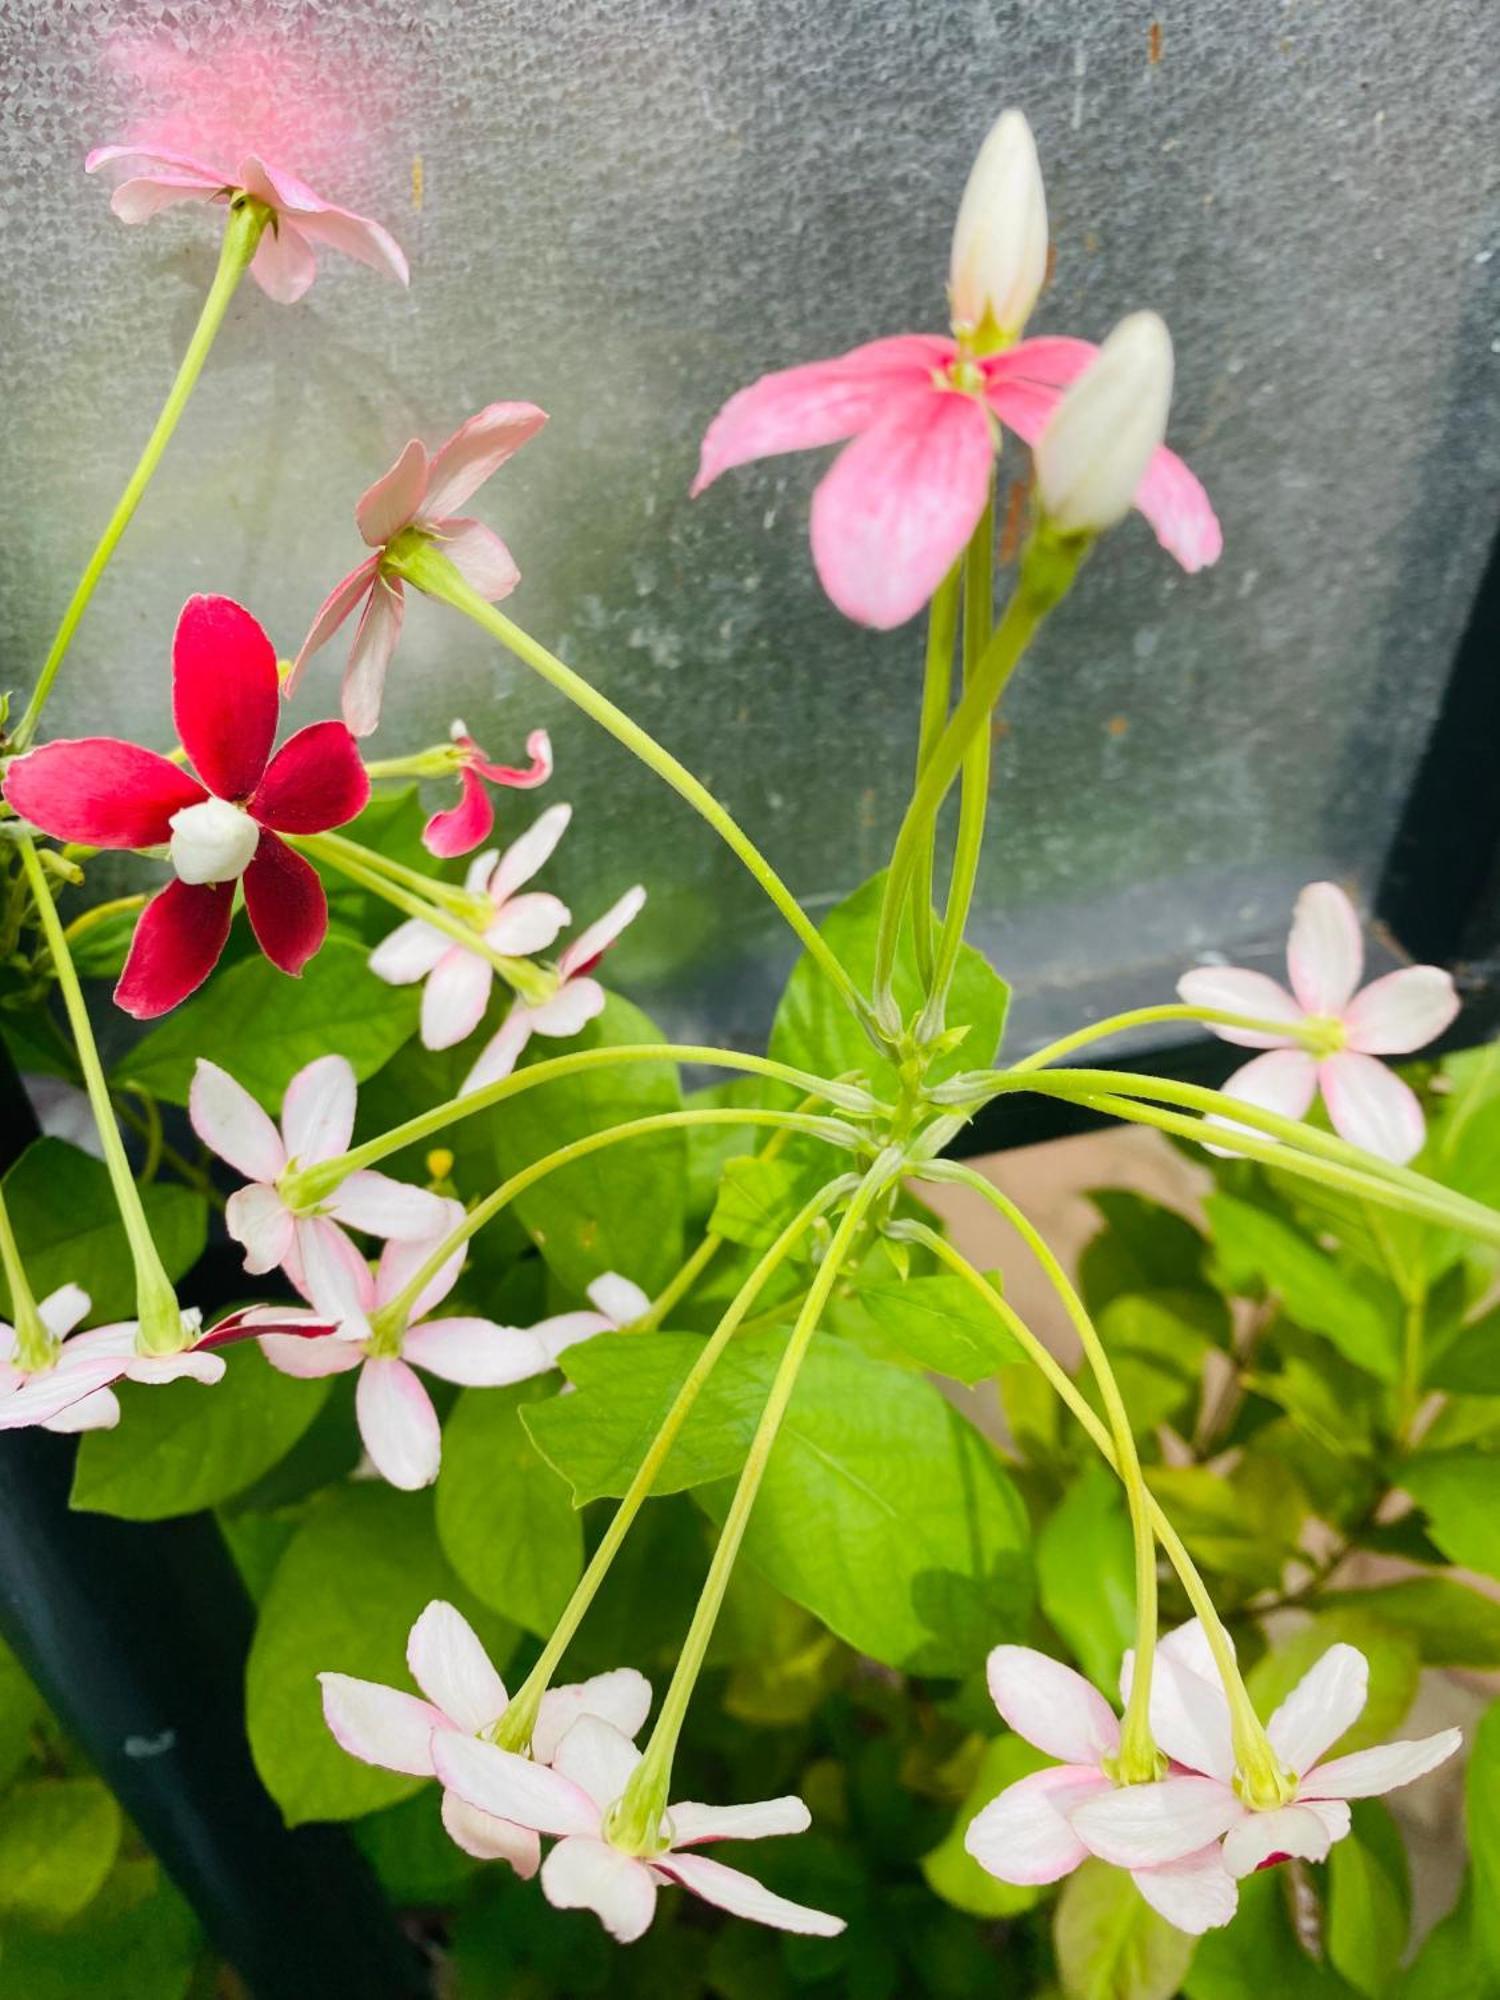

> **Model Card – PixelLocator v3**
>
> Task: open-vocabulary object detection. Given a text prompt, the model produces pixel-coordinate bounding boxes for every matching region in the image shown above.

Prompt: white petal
[374,1200,467,1318]
[1319,1053,1427,1165]
[558,886,646,978]
[670,1797,810,1846]
[318,1673,447,1776]
[281,1054,357,1167]
[985,1645,1121,1766]
[460,1009,534,1095]
[369,917,450,985]
[420,948,494,1051]
[552,1716,643,1812]
[487,892,571,958]
[530,1310,612,1366]
[356,1357,442,1490]
[964,1766,1108,1885]
[1121,1641,1235,1784]
[586,1274,651,1327]
[432,1733,601,1837]
[1204,1049,1318,1158]
[528,978,607,1040]
[440,1788,540,1875]
[124,1350,225,1386]
[1302,1729,1463,1801]
[404,1319,550,1386]
[226,1184,296,1275]
[1287,882,1363,1015]
[542,1836,657,1943]
[1267,1644,1367,1776]
[1131,1848,1240,1934]
[38,1284,91,1340]
[1222,1803,1338,1878]
[1071,1776,1244,1869]
[43,1386,121,1433]
[490,804,572,904]
[465,848,502,896]
[0,1360,127,1429]
[659,1852,844,1938]
[190,1060,286,1180]
[1176,967,1304,1049]
[328,1172,451,1242]
[531,1669,653,1766]
[1342,966,1459,1056]
[294,1218,375,1334]
[406,1600,507,1733]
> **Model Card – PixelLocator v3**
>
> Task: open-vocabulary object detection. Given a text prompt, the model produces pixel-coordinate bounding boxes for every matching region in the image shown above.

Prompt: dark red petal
[171,595,281,801]
[3,739,206,847]
[113,880,234,1018]
[198,1307,337,1349]
[422,766,494,858]
[249,721,370,833]
[242,833,328,975]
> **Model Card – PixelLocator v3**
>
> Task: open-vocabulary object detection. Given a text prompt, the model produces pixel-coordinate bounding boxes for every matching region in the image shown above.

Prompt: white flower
[949,107,1049,341]
[1035,312,1175,535]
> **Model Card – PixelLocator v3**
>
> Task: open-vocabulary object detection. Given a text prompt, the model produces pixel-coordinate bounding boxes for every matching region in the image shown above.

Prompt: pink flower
[290,404,549,737]
[0,1285,120,1433]
[369,807,574,1051]
[423,721,553,859]
[1071,1635,1461,1881]
[433,1716,845,1944]
[189,1055,451,1311]
[460,885,647,1096]
[1178,881,1459,1164]
[965,1632,1238,1935]
[320,1599,652,1875]
[259,1203,554,1490]
[85,145,408,304]
[3,596,369,1018]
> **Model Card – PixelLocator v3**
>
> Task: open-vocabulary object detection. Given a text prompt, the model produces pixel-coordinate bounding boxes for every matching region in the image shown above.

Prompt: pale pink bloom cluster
[1180,881,1459,1165]
[967,1624,1460,1935]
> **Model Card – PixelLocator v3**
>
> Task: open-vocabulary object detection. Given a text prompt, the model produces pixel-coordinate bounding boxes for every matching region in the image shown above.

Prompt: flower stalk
[0,1184,53,1372]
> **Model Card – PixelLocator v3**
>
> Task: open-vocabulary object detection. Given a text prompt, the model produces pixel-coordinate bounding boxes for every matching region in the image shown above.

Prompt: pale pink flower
[259,1204,553,1490]
[434,1716,845,1944]
[423,722,553,859]
[965,1631,1238,1935]
[190,1055,450,1319]
[460,886,647,1097]
[1178,881,1459,1164]
[368,807,574,1052]
[290,404,549,737]
[320,1599,652,1876]
[85,145,408,304]
[1071,1634,1461,1880]
[529,1273,651,1364]
[0,1285,120,1433]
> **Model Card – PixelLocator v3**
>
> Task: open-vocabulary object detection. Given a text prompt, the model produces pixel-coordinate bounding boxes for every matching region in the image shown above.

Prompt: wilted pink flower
[85,144,408,303]
[320,1599,652,1874]
[434,1716,845,1943]
[423,721,553,859]
[1178,881,1459,1164]
[290,404,549,737]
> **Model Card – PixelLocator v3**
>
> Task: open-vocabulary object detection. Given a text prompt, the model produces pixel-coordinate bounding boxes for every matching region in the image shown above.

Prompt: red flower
[423,721,553,859]
[4,596,368,1017]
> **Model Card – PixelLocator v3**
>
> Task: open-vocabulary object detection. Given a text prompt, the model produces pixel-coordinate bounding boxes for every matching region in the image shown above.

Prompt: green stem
[385,538,873,1037]
[910,565,961,985]
[494,1176,853,1753]
[12,199,270,751]
[310,828,488,921]
[1009,1003,1337,1074]
[16,839,182,1352]
[0,1183,53,1371]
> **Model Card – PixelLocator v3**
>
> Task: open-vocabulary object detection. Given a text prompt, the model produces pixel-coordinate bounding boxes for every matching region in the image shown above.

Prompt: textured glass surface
[2,2,1496,1051]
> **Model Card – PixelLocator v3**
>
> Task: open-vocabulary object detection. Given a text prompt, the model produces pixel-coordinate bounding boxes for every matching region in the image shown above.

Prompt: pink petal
[985,1645,1121,1766]
[982,336,1100,394]
[1342,966,1460,1056]
[420,948,494,1052]
[670,1797,810,1846]
[1266,1644,1368,1777]
[466,726,553,789]
[531,1670,654,1767]
[541,1836,656,1942]
[107,175,220,223]
[432,1734,601,1838]
[249,220,318,304]
[1221,1803,1340,1879]
[433,519,521,601]
[558,885,647,977]
[1318,1052,1426,1165]
[292,1216,376,1329]
[404,1319,550,1387]
[1070,1776,1244,1869]
[374,1202,467,1318]
[369,919,450,985]
[356,1357,442,1490]
[260,1329,365,1379]
[114,880,234,1018]
[487,892,571,958]
[1130,1849,1239,1935]
[242,834,328,977]
[3,739,205,848]
[226,1183,297,1275]
[328,1172,450,1241]
[289,558,380,689]
[171,595,279,802]
[37,1285,90,1341]
[1287,882,1364,1015]
[551,1717,642,1812]
[1175,967,1304,1048]
[0,1360,128,1430]
[43,1386,122,1434]
[423,768,494,860]
[406,1600,506,1732]
[357,440,429,548]
[659,1853,844,1937]
[459,1008,534,1095]
[691,335,954,494]
[422,403,549,518]
[317,1672,447,1777]
[189,1058,286,1180]
[1302,1729,1462,1801]
[528,979,606,1039]
[586,1274,651,1326]
[288,205,410,288]
[86,141,226,182]
[1131,444,1224,574]
[1205,1048,1320,1157]
[440,1788,540,1874]
[342,577,405,738]
[964,1766,1108,1885]
[281,1054,357,1165]
[490,803,573,903]
[249,721,370,835]
[809,390,994,630]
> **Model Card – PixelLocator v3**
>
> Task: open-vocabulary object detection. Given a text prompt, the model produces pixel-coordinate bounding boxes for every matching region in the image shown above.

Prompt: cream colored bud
[949,108,1049,341]
[1034,312,1174,535]
[168,796,260,885]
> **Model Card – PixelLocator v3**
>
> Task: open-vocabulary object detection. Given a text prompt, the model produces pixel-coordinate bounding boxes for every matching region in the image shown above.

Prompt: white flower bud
[168,796,260,885]
[949,109,1049,341]
[1034,312,1174,535]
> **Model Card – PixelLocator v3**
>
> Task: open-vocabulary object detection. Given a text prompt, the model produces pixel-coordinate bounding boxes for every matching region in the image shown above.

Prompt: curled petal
[1318,1053,1426,1166]
[1342,966,1460,1056]
[407,1600,506,1733]
[467,726,553,789]
[190,1058,286,1181]
[423,768,494,860]
[435,518,521,600]
[289,559,380,690]
[3,739,205,849]
[423,403,549,518]
[357,439,429,548]
[250,721,370,834]
[0,1360,128,1430]
[441,1788,540,1874]
[659,1852,845,1938]
[37,1285,91,1341]
[114,880,234,1018]
[259,1329,364,1379]
[356,1357,442,1490]
[250,220,318,304]
[1130,444,1224,574]
[342,577,405,738]
[172,595,280,801]
[226,1183,296,1275]
[290,205,410,288]
[107,174,219,223]
[986,1645,1121,1766]
[1287,882,1364,1015]
[1303,1729,1462,1802]
[281,1054,357,1166]
[318,1672,447,1777]
[1221,1802,1340,1879]
[242,834,328,976]
[1266,1644,1368,1777]
[964,1766,1107,1885]
[1175,966,1303,1049]
[541,1836,656,1942]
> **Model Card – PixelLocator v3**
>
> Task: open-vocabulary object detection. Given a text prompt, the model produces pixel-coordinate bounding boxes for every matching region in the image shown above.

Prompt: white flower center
[168,797,260,885]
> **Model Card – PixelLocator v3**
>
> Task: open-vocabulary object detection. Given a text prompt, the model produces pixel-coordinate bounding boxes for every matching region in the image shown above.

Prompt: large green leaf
[1037,1464,1135,1691]
[0,1778,122,1924]
[0,1857,199,2000]
[841,1273,1023,1383]
[768,871,1009,1094]
[1397,1453,1500,1580]
[246,1484,516,1824]
[1423,1305,1500,1394]
[1054,1858,1196,2000]
[709,1154,827,1252]
[1327,1802,1410,1998]
[1207,1192,1401,1381]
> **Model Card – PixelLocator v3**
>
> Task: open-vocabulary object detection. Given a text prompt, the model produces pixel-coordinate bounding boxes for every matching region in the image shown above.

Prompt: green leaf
[436,1379,583,1636]
[709,1154,826,1251]
[1469,1700,1500,1977]
[0,1857,200,2000]
[71,1348,331,1520]
[1327,1801,1410,1998]
[0,1634,44,1788]
[1054,1858,1196,2000]
[1247,1612,1419,1758]
[1397,1453,1500,1580]
[1038,1464,1136,1690]
[1081,1192,1211,1313]
[1185,1867,1354,1997]
[68,906,140,978]
[0,1139,205,1325]
[246,1484,516,1824]
[113,935,418,1108]
[1424,1305,1500,1394]
[0,1778,122,1925]
[921,1734,1048,1918]
[492,993,685,1295]
[1319,1579,1500,1669]
[1394,1889,1486,2000]
[1146,1460,1303,1591]
[843,1273,1022,1383]
[768,871,1009,1094]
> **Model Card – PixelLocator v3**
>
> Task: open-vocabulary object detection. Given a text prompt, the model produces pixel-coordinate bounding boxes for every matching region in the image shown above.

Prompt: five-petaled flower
[434,1716,846,1943]
[320,1599,652,1875]
[0,1284,122,1433]
[290,404,549,737]
[1178,881,1459,1164]
[3,596,370,1018]
[85,144,408,304]
[423,720,553,859]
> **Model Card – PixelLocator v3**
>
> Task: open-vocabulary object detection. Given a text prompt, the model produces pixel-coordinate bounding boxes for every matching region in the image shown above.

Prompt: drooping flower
[423,722,553,859]
[434,1717,846,1943]
[1034,313,1176,538]
[320,1598,652,1874]
[3,596,369,1017]
[369,807,573,1051]
[965,1633,1238,1935]
[460,886,647,1096]
[85,144,408,303]
[528,1272,650,1363]
[189,1055,451,1312]
[1070,1635,1461,1881]
[1178,881,1459,1164]
[0,1285,120,1433]
[290,404,549,736]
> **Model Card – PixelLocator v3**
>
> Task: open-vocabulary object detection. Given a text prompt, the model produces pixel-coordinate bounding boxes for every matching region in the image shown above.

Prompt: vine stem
[909,564,961,985]
[12,199,270,751]
[1008,1002,1338,1073]
[0,1183,52,1370]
